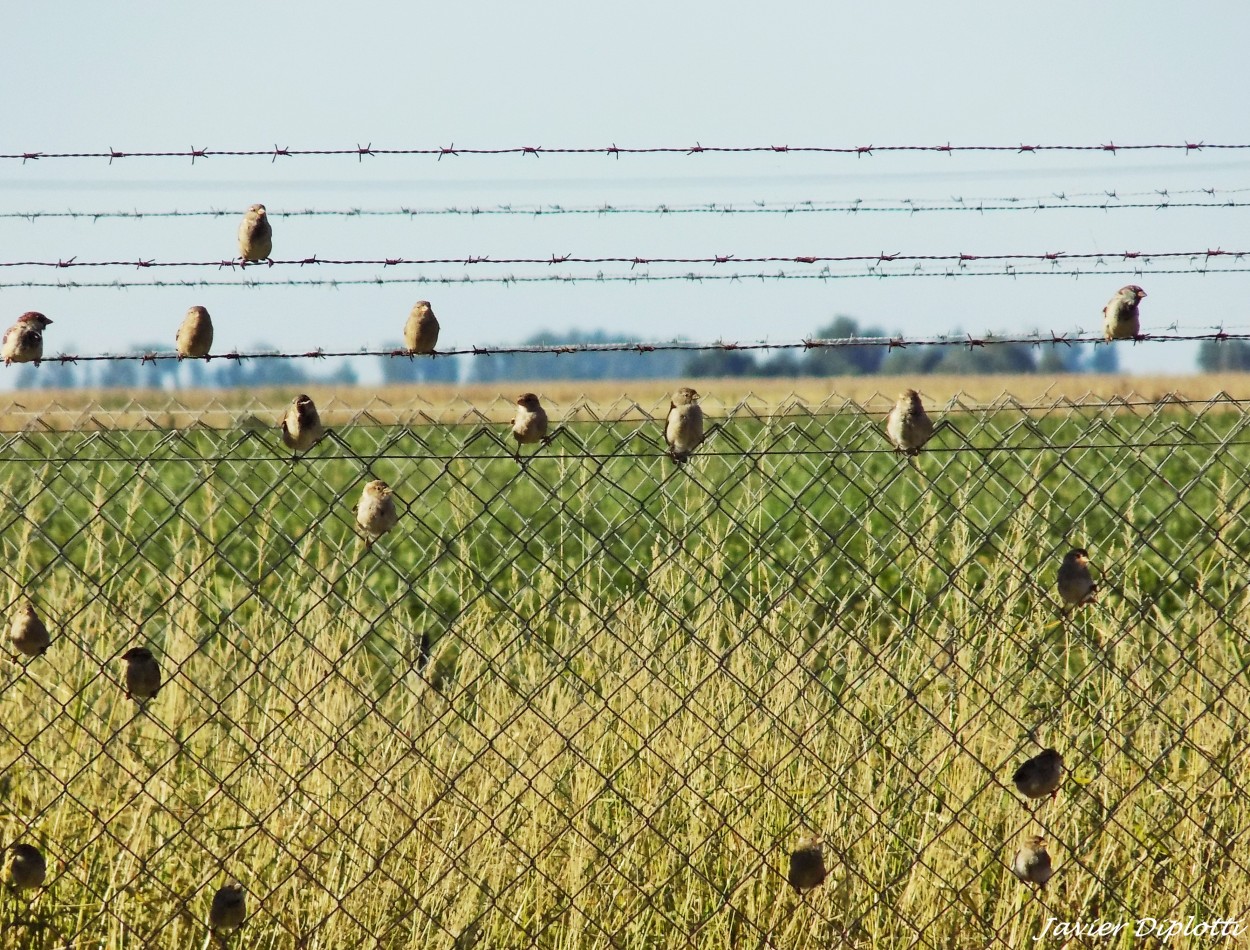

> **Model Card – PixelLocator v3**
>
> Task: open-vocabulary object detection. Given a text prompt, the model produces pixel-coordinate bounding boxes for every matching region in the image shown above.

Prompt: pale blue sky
[4,2,1249,384]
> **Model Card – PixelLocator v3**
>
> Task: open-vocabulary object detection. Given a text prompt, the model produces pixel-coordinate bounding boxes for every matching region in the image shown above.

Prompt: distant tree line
[9,318,1154,391]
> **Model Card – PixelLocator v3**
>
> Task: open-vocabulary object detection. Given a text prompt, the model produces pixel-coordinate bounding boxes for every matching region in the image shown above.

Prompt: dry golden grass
[2,390,1248,947]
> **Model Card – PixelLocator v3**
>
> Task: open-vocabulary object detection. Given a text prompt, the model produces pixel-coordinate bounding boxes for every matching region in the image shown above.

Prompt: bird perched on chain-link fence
[885,388,935,456]
[9,603,51,658]
[280,394,326,457]
[356,479,399,544]
[665,387,704,463]
[121,647,161,703]
[512,393,550,459]
[787,834,827,893]
[1012,748,1063,802]
[1057,548,1098,610]
[1011,835,1053,888]
[209,880,247,936]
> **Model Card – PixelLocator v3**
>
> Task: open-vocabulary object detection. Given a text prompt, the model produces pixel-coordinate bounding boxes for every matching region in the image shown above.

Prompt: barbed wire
[3,264,1246,290]
[16,330,1250,367]
[5,191,1250,222]
[3,249,1246,270]
[0,140,1242,163]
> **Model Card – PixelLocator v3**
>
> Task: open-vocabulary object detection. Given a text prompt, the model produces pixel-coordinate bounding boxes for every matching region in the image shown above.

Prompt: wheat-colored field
[2,383,1247,948]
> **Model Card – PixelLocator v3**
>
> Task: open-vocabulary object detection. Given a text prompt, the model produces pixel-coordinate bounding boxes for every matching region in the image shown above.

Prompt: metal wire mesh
[2,389,1249,948]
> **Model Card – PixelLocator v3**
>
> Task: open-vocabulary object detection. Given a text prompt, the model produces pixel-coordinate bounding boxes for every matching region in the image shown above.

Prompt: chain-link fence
[2,389,1248,948]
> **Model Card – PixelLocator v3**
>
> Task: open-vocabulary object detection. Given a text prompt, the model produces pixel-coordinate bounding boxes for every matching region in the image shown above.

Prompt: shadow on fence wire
[2,390,1249,949]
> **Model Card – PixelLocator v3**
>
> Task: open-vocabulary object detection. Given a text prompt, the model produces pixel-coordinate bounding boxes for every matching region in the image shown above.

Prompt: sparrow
[356,479,399,543]
[1057,549,1098,609]
[1102,285,1146,341]
[787,834,827,892]
[665,387,704,463]
[512,393,549,457]
[2,312,53,367]
[403,300,440,355]
[280,394,326,456]
[3,843,47,890]
[238,204,273,263]
[1011,835,1053,887]
[1012,748,1064,801]
[9,602,51,658]
[209,880,247,933]
[175,306,214,361]
[121,646,162,703]
[885,389,935,456]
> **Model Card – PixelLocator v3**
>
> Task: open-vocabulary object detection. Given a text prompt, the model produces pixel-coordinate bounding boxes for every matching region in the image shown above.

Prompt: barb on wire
[21,330,1250,368]
[1,249,1246,270]
[0,140,1243,162]
[5,191,1250,222]
[4,265,1248,290]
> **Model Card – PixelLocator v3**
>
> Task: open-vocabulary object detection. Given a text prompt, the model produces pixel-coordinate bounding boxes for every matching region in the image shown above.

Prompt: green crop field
[2,392,1249,948]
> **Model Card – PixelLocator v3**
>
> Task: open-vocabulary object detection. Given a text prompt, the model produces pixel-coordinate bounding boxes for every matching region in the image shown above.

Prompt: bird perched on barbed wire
[665,387,704,463]
[1011,835,1053,888]
[885,388,935,456]
[1057,548,1098,611]
[403,300,440,355]
[1012,748,1064,803]
[237,204,272,264]
[175,306,214,361]
[2,312,53,367]
[9,603,51,659]
[280,394,326,456]
[3,843,47,891]
[511,393,550,459]
[787,834,827,893]
[121,646,162,703]
[209,880,247,936]
[1102,285,1146,341]
[356,479,398,544]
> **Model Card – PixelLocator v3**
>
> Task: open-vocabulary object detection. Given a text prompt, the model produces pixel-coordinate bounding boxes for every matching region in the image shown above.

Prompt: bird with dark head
[787,834,827,893]
[1057,548,1098,610]
[1012,748,1064,801]
[209,880,247,934]
[3,312,53,367]
[4,843,47,890]
[280,394,326,456]
[121,646,162,703]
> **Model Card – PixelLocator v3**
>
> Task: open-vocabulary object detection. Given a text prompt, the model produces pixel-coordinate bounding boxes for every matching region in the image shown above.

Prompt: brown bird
[511,393,549,458]
[1102,284,1146,341]
[1057,548,1098,610]
[1012,748,1064,801]
[237,204,273,263]
[9,603,51,658]
[665,387,704,463]
[1011,835,1053,887]
[787,834,827,892]
[356,479,399,543]
[885,388,935,456]
[121,646,161,703]
[403,300,440,355]
[280,394,326,456]
[2,312,53,367]
[209,880,247,933]
[175,305,214,360]
[3,843,47,891]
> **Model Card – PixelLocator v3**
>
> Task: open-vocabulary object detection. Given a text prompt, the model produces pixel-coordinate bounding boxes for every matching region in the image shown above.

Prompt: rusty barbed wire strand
[3,264,1246,290]
[18,330,1250,367]
[5,191,1250,222]
[2,249,1246,270]
[0,140,1242,162]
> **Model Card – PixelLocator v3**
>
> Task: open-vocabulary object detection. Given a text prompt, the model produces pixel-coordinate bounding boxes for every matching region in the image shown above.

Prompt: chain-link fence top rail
[2,391,1248,949]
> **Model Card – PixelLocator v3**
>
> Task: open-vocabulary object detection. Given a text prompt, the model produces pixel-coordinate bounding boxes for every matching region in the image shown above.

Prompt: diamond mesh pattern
[2,392,1248,948]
